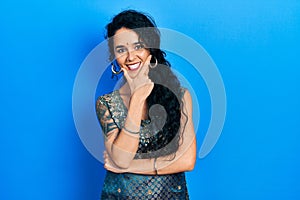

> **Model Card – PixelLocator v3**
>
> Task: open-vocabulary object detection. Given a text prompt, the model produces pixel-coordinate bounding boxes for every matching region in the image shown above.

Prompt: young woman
[96,10,196,199]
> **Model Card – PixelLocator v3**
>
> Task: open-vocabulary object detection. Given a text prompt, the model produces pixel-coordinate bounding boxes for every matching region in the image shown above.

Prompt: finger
[122,67,132,82]
[146,82,154,91]
[104,163,109,170]
[138,55,152,77]
[144,64,150,76]
[103,150,108,159]
[104,152,109,163]
[145,54,152,65]
[104,158,110,168]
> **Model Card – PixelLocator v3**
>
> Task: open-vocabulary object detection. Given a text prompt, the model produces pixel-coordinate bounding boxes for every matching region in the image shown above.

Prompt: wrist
[130,93,147,104]
[153,157,158,175]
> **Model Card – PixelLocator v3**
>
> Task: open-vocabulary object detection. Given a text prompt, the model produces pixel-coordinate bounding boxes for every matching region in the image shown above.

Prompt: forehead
[113,28,140,46]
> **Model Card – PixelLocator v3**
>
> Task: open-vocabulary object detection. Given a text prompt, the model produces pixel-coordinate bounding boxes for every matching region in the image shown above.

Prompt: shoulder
[97,93,111,105]
[180,87,192,103]
[96,91,115,108]
[96,91,116,106]
[180,87,193,112]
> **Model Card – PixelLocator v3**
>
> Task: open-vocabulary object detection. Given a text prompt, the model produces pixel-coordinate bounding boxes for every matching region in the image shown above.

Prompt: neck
[119,82,131,96]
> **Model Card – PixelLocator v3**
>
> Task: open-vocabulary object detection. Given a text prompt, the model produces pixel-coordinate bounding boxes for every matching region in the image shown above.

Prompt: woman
[96,10,196,199]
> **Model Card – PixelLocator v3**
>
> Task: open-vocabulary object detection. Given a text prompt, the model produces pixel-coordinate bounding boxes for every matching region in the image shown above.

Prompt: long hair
[105,10,186,158]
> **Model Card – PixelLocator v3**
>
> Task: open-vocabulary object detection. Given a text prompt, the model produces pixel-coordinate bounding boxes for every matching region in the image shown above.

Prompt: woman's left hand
[122,55,154,100]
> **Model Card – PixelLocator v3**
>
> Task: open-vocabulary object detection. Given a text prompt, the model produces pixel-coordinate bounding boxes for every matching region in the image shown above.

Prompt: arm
[96,56,154,169]
[104,89,197,174]
[98,95,145,169]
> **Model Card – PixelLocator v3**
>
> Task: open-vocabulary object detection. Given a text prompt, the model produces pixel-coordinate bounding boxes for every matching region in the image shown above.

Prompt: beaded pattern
[101,171,189,200]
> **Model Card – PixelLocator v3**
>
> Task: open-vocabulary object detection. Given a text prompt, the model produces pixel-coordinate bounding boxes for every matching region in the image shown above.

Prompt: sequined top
[96,89,189,200]
[96,89,186,159]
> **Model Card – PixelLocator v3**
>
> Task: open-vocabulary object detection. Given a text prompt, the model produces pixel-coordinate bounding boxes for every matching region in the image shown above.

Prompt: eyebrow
[115,42,145,49]
[115,45,125,49]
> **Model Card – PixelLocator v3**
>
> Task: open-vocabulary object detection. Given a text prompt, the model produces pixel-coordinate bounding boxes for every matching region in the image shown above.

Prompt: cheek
[140,50,150,60]
[116,56,126,67]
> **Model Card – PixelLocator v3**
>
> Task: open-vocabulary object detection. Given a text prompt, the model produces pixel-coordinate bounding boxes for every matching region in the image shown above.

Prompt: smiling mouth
[126,62,141,71]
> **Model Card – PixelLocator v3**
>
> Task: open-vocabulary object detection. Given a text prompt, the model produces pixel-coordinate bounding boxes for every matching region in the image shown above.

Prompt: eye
[134,43,145,50]
[116,48,126,54]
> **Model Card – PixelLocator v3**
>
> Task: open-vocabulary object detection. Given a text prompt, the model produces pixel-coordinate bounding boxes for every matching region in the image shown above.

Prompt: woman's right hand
[123,55,154,101]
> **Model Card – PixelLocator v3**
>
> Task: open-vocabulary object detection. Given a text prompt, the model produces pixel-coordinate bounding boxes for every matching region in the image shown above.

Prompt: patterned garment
[101,171,189,200]
[96,89,189,200]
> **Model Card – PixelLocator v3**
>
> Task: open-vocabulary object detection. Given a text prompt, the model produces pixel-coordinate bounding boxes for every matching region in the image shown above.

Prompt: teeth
[128,63,140,70]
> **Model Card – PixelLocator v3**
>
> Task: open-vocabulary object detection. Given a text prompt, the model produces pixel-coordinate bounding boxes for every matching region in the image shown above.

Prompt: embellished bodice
[97,89,185,159]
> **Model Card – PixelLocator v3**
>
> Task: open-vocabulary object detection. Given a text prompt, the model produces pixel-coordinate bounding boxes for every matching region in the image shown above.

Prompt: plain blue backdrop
[1,0,299,199]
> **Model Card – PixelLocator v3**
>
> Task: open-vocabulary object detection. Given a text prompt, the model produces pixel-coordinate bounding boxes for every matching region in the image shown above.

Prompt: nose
[126,49,136,62]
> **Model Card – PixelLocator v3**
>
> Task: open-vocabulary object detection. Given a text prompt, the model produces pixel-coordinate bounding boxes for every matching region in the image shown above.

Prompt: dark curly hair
[105,10,187,158]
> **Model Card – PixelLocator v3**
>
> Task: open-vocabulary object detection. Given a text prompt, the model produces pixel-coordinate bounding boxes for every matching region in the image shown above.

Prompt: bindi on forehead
[113,28,140,46]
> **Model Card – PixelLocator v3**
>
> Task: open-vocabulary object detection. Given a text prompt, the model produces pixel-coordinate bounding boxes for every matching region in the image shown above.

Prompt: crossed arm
[96,90,196,175]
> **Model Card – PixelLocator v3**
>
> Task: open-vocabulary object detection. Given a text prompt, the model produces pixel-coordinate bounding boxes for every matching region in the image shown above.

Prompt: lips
[126,62,141,71]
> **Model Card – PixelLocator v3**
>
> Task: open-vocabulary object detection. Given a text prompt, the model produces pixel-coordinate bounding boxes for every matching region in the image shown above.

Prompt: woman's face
[113,27,150,78]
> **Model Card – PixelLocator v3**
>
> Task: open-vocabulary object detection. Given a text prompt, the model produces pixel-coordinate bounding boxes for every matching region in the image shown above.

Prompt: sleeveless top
[96,88,189,200]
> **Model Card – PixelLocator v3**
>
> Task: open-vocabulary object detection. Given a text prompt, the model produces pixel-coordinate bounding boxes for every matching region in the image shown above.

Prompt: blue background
[1,0,299,199]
